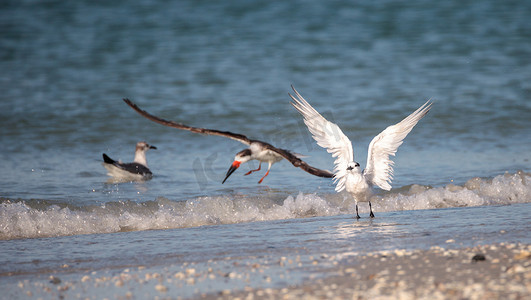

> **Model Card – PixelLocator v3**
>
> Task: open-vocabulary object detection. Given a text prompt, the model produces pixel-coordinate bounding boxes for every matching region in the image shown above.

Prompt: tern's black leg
[355,203,361,219]
[369,201,375,218]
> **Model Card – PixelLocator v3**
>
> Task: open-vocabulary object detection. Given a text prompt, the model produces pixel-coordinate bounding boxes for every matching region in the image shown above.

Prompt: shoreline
[9,242,530,299]
[5,203,531,299]
[207,242,531,300]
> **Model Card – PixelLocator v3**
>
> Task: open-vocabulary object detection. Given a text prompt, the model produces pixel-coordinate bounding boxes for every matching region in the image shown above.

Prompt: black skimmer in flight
[290,86,432,218]
[102,141,157,181]
[123,99,333,184]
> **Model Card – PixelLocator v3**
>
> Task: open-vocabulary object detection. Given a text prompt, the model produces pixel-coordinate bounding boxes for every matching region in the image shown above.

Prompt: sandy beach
[8,242,529,299]
[211,243,531,300]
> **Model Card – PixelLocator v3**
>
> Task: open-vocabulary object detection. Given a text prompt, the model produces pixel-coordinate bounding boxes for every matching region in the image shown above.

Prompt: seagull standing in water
[289,86,433,218]
[102,141,157,181]
[123,99,333,184]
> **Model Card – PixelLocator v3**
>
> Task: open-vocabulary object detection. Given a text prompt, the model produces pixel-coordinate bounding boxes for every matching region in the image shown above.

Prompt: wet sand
[10,242,530,299]
[209,243,531,300]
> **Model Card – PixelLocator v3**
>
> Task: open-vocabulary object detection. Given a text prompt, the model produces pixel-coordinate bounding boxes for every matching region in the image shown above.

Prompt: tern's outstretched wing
[289,86,354,191]
[123,99,252,146]
[363,100,433,190]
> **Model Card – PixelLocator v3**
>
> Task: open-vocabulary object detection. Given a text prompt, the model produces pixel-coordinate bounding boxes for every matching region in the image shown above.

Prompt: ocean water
[1,0,530,297]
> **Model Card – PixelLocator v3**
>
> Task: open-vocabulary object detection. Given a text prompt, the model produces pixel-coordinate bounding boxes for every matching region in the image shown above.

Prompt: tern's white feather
[290,86,432,194]
[363,100,432,190]
[289,87,354,192]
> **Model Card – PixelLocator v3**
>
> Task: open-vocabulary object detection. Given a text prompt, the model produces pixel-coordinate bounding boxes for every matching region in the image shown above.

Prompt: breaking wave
[1,171,529,240]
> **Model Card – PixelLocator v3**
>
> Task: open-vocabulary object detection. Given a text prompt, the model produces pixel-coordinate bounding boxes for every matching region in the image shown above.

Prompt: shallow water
[1,203,530,299]
[1,0,530,297]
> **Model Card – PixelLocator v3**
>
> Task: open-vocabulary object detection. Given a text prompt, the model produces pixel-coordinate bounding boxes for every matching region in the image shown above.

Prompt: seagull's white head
[222,149,252,184]
[135,141,157,153]
[134,141,156,166]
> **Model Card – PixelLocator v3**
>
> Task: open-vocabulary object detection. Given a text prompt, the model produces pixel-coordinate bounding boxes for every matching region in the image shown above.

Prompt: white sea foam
[374,170,530,213]
[1,171,529,240]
